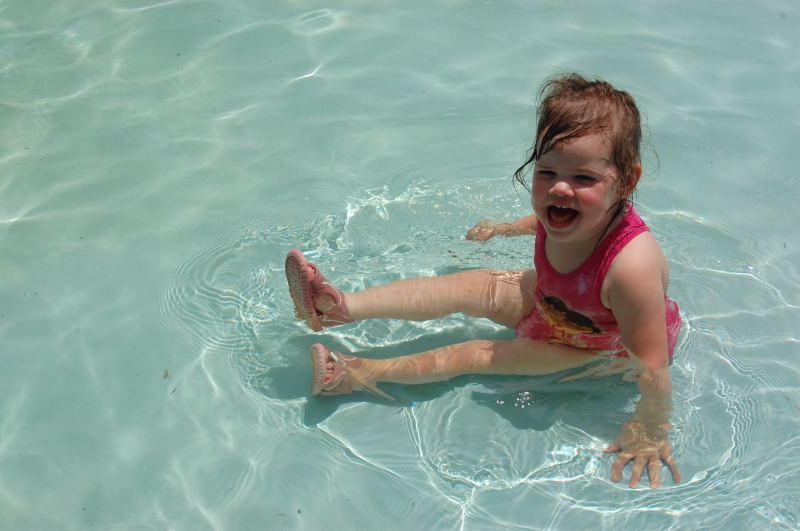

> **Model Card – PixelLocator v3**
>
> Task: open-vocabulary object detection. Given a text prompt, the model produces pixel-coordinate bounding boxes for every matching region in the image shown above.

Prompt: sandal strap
[323,352,396,401]
[322,351,356,393]
[306,264,350,326]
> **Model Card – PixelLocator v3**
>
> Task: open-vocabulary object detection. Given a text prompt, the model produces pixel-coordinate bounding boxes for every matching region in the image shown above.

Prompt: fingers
[610,452,633,483]
[468,231,492,242]
[648,458,662,488]
[466,221,496,242]
[663,455,682,483]
[611,455,676,488]
[603,443,621,453]
[629,456,646,488]
[606,440,681,488]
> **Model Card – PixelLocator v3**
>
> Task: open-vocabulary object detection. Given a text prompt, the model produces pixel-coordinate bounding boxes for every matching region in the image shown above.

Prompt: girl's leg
[325,269,537,329]
[321,337,604,391]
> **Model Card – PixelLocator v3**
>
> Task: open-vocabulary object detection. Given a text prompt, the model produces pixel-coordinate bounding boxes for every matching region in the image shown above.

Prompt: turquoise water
[2,0,799,529]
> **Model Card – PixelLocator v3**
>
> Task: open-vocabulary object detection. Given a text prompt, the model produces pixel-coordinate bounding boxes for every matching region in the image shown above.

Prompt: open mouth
[547,205,579,228]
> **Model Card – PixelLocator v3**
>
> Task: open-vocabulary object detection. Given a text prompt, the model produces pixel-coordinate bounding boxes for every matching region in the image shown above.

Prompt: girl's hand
[466,220,512,242]
[603,421,681,488]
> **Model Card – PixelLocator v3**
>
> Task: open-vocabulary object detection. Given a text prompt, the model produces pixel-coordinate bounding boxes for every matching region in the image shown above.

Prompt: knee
[487,270,527,319]
[455,270,501,319]
[457,270,526,325]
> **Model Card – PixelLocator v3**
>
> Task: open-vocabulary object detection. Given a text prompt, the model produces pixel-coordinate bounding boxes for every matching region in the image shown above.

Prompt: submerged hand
[603,421,681,488]
[466,220,508,242]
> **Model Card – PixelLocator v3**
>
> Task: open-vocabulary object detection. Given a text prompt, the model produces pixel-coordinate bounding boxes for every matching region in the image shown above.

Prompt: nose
[549,179,573,197]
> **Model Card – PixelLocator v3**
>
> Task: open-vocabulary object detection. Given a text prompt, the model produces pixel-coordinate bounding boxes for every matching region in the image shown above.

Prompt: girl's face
[532,133,631,247]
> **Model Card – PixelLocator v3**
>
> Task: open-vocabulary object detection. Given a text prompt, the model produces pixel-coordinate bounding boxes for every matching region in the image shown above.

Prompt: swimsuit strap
[594,207,649,283]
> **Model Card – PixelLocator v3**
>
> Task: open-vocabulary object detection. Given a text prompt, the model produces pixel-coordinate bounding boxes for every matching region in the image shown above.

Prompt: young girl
[285,73,682,488]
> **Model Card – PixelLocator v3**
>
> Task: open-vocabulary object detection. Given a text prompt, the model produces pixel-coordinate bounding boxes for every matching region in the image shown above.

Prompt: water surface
[1,1,799,529]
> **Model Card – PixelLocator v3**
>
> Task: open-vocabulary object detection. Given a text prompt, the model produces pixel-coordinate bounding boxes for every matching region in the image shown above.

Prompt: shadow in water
[469,374,635,442]
[257,323,637,434]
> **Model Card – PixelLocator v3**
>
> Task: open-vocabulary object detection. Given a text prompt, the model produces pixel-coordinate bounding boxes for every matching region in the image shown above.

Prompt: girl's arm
[466,214,537,242]
[603,233,681,488]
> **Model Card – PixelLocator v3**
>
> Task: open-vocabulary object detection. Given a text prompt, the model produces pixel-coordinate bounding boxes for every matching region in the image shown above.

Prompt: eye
[535,170,556,179]
[576,174,597,183]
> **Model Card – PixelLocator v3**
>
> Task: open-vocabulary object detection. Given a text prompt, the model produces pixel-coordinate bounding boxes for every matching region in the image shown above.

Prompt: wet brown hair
[514,73,642,199]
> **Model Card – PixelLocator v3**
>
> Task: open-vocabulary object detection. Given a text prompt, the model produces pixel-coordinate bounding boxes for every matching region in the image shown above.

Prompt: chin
[544,228,578,242]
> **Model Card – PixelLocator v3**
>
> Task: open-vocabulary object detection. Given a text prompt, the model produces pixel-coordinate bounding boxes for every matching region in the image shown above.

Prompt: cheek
[532,180,548,202]
[604,186,624,206]
[531,190,545,212]
[580,185,616,208]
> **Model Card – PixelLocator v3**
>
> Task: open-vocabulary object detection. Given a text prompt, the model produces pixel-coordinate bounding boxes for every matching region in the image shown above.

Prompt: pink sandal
[285,249,353,331]
[310,344,394,400]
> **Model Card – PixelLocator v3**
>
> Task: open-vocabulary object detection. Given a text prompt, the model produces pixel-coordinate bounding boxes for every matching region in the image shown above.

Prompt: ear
[622,163,642,197]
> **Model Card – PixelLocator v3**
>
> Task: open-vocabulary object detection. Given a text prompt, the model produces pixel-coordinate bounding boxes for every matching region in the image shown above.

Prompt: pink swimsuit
[515,207,681,358]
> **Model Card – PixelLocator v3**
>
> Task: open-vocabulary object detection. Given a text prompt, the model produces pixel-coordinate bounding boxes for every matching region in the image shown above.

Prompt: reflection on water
[160,175,800,528]
[2,0,799,528]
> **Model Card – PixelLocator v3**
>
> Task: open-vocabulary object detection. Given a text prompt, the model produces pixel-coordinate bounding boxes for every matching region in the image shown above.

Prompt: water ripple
[157,177,800,528]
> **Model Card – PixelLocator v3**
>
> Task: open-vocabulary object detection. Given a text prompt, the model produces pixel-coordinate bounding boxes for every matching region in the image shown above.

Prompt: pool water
[2,0,799,529]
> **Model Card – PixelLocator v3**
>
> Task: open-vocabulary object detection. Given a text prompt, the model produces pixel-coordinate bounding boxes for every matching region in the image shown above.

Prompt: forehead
[537,133,615,173]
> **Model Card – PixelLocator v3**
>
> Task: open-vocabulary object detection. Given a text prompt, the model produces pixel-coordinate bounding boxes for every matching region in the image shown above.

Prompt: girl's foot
[310,344,363,395]
[310,344,394,400]
[285,249,353,331]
